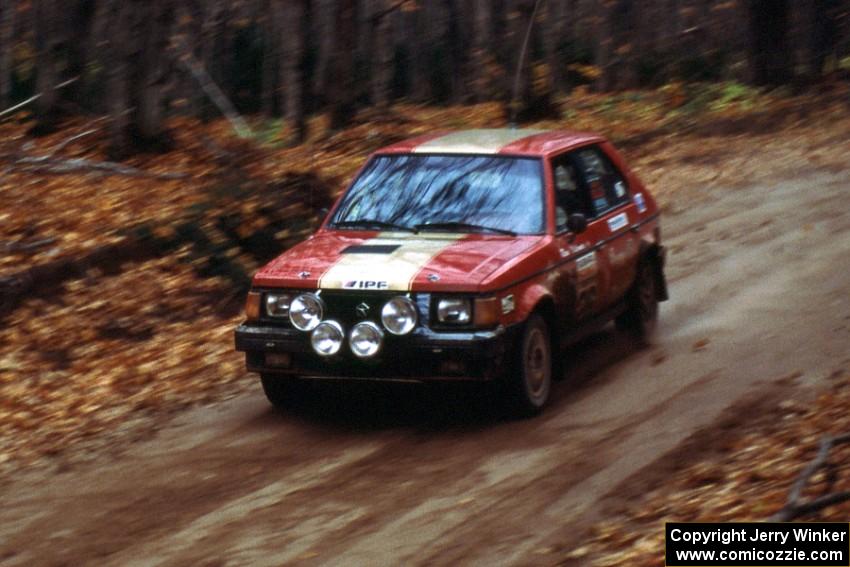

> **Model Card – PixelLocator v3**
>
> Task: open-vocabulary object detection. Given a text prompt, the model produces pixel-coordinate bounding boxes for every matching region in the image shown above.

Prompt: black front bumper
[234,322,520,382]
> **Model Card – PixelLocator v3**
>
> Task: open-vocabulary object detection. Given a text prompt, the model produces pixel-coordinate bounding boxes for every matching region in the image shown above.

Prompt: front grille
[319,291,430,328]
[255,288,431,330]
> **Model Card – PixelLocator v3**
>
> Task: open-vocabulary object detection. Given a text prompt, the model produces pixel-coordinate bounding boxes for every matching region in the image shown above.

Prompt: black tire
[260,373,301,410]
[616,258,659,345]
[506,314,553,417]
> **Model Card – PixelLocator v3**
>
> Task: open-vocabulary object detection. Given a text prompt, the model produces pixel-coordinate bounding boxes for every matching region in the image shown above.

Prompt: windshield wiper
[334,219,415,232]
[414,221,517,236]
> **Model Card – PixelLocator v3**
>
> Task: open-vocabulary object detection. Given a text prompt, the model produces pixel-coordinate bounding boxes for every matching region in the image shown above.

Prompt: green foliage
[678,82,765,115]
[254,118,286,147]
[710,82,764,111]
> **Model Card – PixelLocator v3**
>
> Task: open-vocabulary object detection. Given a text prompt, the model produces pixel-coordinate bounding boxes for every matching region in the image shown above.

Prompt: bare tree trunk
[87,0,111,114]
[65,0,97,108]
[34,0,60,131]
[407,3,430,102]
[134,0,175,144]
[544,0,568,94]
[809,0,840,78]
[596,0,637,91]
[471,0,496,102]
[175,0,203,117]
[747,0,792,85]
[0,0,15,109]
[507,0,536,119]
[261,0,279,117]
[105,0,132,158]
[311,0,335,106]
[370,0,393,109]
[281,0,308,142]
[328,0,356,130]
[446,0,468,103]
[199,0,225,120]
[595,0,615,91]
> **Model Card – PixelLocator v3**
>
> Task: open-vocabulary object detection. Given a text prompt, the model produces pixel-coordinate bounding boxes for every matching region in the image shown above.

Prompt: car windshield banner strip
[666,522,849,566]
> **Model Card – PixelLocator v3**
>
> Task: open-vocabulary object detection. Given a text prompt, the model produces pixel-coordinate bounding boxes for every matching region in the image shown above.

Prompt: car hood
[252,230,543,293]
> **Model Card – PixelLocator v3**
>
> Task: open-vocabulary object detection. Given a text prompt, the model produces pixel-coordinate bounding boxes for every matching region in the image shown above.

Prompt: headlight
[349,321,383,358]
[437,298,471,324]
[265,293,292,318]
[290,293,324,331]
[311,320,344,356]
[381,296,418,335]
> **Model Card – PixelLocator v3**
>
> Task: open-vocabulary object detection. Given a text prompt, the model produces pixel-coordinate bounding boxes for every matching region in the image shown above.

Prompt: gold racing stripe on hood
[318,232,462,291]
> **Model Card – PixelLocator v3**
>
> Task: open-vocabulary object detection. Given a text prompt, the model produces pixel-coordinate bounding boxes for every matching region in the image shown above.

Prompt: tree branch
[770,432,850,521]
[0,77,79,120]
[1,237,58,253]
[46,128,100,157]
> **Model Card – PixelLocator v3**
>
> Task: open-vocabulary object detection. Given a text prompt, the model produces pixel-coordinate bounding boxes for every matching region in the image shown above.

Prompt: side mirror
[567,213,587,234]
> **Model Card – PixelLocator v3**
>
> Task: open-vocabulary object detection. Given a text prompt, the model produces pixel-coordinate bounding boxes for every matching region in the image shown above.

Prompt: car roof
[375,128,605,158]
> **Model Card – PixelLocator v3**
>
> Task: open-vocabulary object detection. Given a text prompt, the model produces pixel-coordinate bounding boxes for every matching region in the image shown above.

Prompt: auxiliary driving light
[289,293,324,331]
[349,321,384,358]
[381,296,418,335]
[311,320,344,356]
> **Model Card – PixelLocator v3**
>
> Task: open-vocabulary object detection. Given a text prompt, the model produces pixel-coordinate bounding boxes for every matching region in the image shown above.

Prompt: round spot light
[311,320,344,356]
[381,296,418,335]
[349,321,384,358]
[290,293,324,331]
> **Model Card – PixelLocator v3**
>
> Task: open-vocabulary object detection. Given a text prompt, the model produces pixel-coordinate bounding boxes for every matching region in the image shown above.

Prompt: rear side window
[574,147,630,216]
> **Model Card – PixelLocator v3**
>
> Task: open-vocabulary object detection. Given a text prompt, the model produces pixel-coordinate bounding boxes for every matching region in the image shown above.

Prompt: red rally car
[235,129,668,415]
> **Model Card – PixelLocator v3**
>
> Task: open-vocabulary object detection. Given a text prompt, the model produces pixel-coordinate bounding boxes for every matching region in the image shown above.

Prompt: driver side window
[551,152,591,232]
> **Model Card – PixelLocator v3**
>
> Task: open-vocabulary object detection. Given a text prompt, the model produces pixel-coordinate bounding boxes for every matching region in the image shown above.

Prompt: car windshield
[330,154,545,235]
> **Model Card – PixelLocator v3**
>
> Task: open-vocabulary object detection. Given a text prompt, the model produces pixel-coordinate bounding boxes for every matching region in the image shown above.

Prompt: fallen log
[0,232,169,317]
[3,154,188,179]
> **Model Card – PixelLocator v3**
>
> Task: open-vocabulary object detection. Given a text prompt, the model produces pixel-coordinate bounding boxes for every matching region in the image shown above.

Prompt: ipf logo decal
[343,280,389,290]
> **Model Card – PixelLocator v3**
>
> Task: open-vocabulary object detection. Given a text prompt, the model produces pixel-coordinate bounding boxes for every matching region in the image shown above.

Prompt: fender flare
[515,283,559,343]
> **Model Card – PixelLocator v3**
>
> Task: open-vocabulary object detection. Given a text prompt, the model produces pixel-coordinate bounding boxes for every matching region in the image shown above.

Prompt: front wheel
[506,314,553,417]
[260,373,302,410]
[616,258,659,345]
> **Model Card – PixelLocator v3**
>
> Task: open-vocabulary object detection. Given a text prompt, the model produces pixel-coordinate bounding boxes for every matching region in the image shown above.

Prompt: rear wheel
[616,258,659,344]
[260,373,301,410]
[506,314,552,417]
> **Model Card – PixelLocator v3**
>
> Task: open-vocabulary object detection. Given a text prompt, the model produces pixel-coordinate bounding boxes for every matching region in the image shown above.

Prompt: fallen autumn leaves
[557,368,850,566]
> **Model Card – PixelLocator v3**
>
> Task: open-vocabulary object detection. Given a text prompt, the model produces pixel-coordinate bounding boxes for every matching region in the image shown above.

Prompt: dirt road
[2,169,849,566]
